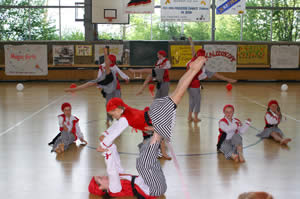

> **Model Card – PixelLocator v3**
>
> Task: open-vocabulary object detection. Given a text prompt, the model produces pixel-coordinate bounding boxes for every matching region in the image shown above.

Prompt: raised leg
[137,74,153,96]
[170,56,206,105]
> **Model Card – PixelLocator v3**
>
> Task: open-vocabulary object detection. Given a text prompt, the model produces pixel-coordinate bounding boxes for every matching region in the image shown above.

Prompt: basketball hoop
[104,9,117,23]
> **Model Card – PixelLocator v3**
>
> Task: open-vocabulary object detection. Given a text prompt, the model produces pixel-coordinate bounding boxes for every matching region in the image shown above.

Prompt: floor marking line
[168,142,191,199]
[0,94,66,137]
[240,95,300,123]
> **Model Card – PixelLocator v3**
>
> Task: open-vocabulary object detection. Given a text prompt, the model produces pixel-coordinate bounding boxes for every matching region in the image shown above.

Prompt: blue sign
[216,0,241,14]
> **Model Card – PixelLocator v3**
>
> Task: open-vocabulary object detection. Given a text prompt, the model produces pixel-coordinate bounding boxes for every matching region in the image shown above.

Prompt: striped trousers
[149,96,177,142]
[136,138,167,196]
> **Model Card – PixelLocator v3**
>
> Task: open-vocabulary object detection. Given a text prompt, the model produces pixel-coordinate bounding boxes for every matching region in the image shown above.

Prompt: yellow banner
[170,45,202,67]
[237,45,268,64]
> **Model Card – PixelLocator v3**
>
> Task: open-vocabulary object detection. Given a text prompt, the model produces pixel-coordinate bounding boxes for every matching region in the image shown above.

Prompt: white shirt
[219,117,251,140]
[58,115,84,139]
[197,67,207,80]
[265,111,280,125]
[100,117,129,149]
[102,144,150,194]
[155,58,171,69]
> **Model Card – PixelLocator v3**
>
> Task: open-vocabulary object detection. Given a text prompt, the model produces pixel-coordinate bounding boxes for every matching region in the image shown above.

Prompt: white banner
[204,45,237,72]
[216,0,246,15]
[124,0,154,14]
[161,0,210,22]
[5,45,48,76]
[271,45,299,69]
[94,44,124,64]
[53,45,74,65]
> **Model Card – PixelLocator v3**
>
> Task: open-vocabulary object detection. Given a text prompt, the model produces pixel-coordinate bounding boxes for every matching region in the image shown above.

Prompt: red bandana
[223,104,235,113]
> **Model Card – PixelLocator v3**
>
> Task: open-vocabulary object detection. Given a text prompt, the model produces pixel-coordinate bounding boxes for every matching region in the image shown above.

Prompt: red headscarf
[158,50,167,57]
[106,98,128,112]
[268,100,278,108]
[223,104,234,113]
[108,54,117,66]
[88,177,105,196]
[61,102,71,112]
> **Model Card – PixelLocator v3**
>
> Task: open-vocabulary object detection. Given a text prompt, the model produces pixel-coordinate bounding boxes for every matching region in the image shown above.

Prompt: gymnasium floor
[0,82,299,199]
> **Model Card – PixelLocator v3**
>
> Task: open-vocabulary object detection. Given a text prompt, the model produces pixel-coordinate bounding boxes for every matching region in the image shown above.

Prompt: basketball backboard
[92,0,129,24]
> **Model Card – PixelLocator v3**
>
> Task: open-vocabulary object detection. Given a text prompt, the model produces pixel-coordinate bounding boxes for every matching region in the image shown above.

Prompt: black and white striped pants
[149,96,177,142]
[136,138,167,196]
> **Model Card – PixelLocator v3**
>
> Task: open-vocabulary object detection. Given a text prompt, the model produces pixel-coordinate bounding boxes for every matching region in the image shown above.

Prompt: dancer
[99,53,130,98]
[51,102,87,154]
[187,37,237,122]
[94,55,207,197]
[128,50,172,159]
[65,47,119,125]
[128,50,171,97]
[97,53,130,123]
[256,100,292,145]
[89,143,157,198]
[217,104,251,163]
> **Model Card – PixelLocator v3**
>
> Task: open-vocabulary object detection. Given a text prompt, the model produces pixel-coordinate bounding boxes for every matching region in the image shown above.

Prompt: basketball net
[105,17,115,22]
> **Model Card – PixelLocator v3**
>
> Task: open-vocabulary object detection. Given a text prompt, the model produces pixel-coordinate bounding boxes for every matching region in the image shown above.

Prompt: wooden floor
[0,82,299,199]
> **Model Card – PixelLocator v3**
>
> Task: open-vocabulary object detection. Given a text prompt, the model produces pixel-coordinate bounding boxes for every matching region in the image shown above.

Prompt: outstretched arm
[213,73,237,83]
[98,117,129,150]
[99,144,123,193]
[65,81,96,92]
[239,119,251,134]
[128,68,152,74]
[188,37,196,57]
[113,66,130,81]
[136,74,153,96]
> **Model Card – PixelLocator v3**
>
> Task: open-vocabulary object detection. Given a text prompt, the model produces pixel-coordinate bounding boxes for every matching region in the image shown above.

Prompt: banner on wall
[53,45,74,65]
[75,45,93,56]
[170,45,202,67]
[124,0,154,14]
[5,45,48,76]
[237,45,268,65]
[204,45,237,72]
[216,0,246,15]
[161,0,210,22]
[94,44,124,64]
[271,45,299,69]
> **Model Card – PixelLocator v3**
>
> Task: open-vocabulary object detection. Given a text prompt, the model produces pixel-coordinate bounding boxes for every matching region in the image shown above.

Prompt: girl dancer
[256,100,292,145]
[217,104,251,163]
[97,54,130,123]
[94,55,207,197]
[128,50,171,98]
[65,48,120,125]
[100,54,130,98]
[128,50,172,159]
[51,102,87,153]
[187,37,237,122]
[89,143,157,198]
